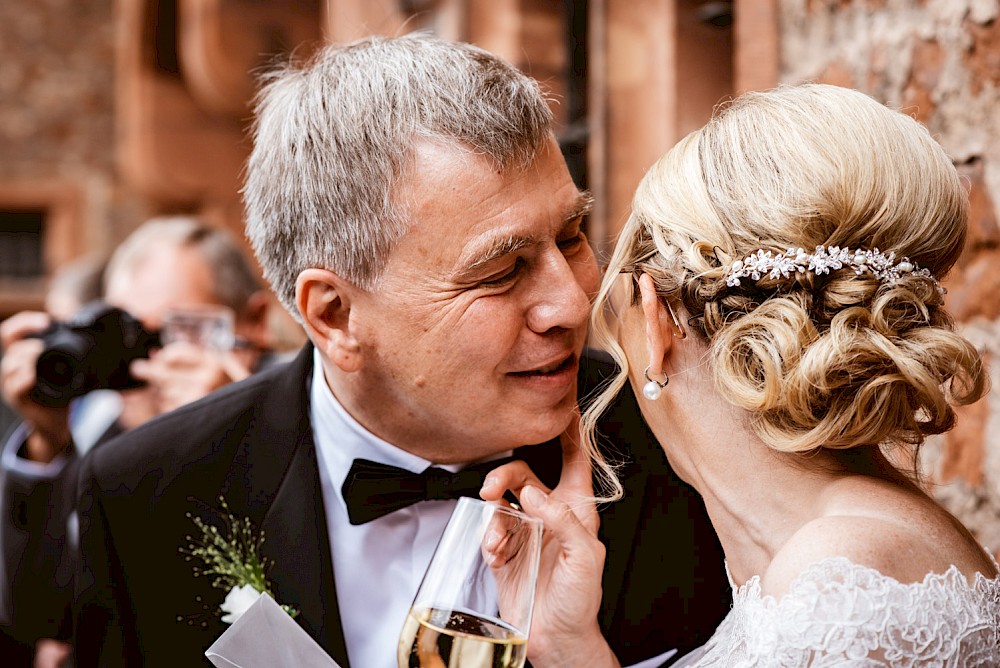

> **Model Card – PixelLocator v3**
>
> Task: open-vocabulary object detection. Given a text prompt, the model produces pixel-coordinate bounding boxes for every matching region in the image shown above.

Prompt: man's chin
[508,402,577,448]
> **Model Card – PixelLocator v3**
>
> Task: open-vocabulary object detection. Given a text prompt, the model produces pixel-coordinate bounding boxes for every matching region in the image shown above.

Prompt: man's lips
[508,354,577,376]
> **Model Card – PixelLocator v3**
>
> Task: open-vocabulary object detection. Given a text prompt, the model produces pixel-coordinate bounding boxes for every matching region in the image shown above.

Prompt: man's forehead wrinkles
[409,165,508,220]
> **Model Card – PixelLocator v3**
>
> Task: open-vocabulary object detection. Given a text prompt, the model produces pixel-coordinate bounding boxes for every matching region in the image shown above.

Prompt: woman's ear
[296,268,362,373]
[638,273,673,375]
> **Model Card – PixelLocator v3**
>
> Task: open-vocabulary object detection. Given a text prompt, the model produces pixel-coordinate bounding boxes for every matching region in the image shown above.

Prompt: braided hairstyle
[586,84,985,495]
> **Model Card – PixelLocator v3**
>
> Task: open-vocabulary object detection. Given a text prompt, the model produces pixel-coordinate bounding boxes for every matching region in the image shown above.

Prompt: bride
[481,83,1000,666]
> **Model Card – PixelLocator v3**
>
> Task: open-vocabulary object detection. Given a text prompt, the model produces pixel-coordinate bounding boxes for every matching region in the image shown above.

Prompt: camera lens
[37,352,77,388]
[34,348,88,407]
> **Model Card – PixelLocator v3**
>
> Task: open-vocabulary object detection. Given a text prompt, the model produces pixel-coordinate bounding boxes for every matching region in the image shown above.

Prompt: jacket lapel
[575,349,656,632]
[596,468,649,630]
[219,345,351,667]
[260,437,349,667]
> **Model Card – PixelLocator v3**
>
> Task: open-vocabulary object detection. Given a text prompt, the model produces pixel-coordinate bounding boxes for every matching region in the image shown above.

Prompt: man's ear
[296,268,362,373]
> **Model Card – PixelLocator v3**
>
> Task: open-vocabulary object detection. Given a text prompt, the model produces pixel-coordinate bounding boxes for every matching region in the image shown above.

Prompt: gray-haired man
[74,35,728,668]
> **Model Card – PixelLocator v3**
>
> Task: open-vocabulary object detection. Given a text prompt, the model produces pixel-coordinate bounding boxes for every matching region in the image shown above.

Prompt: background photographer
[0,253,107,666]
[1,254,109,465]
[0,216,281,666]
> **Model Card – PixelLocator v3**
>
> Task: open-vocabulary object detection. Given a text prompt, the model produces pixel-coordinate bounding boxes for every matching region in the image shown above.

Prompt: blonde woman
[482,84,1000,666]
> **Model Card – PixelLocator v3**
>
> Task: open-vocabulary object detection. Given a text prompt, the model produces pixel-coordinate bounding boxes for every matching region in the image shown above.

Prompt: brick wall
[0,0,149,265]
[0,1,114,176]
[778,0,1000,555]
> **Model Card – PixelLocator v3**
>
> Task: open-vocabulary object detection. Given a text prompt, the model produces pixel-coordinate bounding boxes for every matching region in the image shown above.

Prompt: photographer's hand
[0,312,72,463]
[130,341,251,415]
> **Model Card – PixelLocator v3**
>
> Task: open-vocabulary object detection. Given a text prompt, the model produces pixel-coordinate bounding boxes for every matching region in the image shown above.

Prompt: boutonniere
[181,497,299,624]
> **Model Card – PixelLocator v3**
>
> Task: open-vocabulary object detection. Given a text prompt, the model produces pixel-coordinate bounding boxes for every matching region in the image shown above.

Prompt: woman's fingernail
[521,485,545,506]
[484,529,502,549]
[481,476,497,491]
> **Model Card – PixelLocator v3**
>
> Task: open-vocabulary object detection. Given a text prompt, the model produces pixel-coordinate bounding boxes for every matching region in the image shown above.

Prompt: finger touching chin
[480,464,551,503]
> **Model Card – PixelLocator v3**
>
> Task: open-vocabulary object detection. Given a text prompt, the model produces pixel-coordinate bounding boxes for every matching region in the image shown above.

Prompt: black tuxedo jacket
[73,345,729,667]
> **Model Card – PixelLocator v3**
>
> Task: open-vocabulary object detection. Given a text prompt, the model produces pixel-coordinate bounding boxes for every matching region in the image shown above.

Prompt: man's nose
[525,253,593,334]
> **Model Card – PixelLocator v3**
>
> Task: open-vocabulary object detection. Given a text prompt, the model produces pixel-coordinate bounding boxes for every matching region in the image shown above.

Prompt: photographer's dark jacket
[0,392,122,659]
[73,345,730,667]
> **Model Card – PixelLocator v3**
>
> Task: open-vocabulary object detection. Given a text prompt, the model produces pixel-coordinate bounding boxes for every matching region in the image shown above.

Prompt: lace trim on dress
[689,555,1000,667]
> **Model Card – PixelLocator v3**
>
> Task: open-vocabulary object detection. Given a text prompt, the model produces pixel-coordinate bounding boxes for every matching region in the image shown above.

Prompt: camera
[31,301,161,407]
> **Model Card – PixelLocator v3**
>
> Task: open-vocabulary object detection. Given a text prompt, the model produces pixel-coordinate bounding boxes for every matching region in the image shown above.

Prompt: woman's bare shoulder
[760,479,998,598]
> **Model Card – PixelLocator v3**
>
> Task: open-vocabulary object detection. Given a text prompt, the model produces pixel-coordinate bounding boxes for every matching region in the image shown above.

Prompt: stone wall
[778,0,1000,555]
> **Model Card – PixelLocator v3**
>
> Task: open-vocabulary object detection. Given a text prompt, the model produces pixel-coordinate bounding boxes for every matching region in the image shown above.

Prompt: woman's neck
[702,448,850,585]
[655,396,854,585]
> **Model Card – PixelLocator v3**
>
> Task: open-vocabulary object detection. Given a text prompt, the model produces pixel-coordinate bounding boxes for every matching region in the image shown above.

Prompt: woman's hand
[480,411,620,668]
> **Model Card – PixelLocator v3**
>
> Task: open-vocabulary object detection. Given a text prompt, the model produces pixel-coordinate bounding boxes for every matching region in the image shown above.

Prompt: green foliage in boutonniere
[181,497,299,623]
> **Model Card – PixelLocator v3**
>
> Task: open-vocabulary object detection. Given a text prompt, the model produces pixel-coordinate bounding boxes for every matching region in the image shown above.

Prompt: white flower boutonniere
[181,497,299,625]
[220,583,264,624]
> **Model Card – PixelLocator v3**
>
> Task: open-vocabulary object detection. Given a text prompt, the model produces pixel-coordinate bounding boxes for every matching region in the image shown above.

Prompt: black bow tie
[341,457,512,525]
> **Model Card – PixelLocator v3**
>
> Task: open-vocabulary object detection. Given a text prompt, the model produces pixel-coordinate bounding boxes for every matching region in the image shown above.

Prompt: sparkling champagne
[398,607,528,668]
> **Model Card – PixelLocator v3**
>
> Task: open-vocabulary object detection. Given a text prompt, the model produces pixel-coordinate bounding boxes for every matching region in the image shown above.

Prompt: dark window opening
[560,0,589,192]
[149,0,181,76]
[0,210,45,279]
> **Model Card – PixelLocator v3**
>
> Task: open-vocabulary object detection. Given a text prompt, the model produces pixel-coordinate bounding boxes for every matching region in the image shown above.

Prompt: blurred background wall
[0,0,997,553]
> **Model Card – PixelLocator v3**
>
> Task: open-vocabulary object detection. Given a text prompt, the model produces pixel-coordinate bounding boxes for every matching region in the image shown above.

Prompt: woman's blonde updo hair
[587,84,985,494]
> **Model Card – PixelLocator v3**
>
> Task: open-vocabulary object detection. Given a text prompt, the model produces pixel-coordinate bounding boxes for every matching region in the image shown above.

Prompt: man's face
[105,245,221,330]
[339,137,599,463]
[102,245,230,424]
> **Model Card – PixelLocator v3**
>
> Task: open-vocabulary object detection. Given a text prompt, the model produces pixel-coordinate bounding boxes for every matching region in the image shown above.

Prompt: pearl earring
[643,366,669,400]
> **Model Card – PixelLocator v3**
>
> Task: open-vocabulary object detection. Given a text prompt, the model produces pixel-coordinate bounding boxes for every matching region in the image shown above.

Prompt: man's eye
[480,258,526,287]
[558,231,586,253]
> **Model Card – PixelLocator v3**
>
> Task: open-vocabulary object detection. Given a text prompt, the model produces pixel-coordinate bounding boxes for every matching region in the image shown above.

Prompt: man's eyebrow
[462,234,536,274]
[459,191,594,275]
[564,193,594,224]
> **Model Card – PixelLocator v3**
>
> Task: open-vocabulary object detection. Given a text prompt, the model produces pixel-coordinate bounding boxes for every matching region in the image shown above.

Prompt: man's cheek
[574,256,601,300]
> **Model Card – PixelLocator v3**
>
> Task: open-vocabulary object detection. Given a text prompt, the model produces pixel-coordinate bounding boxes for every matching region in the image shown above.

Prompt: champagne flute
[399,497,543,668]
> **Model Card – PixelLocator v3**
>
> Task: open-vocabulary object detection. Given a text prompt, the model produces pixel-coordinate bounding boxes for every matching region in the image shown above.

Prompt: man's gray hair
[105,216,262,315]
[243,33,554,320]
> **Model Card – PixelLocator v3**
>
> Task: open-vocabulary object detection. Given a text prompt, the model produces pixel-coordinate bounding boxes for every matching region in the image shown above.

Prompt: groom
[73,35,729,667]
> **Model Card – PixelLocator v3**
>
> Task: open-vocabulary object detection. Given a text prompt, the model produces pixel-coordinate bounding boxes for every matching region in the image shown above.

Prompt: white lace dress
[674,556,1000,667]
